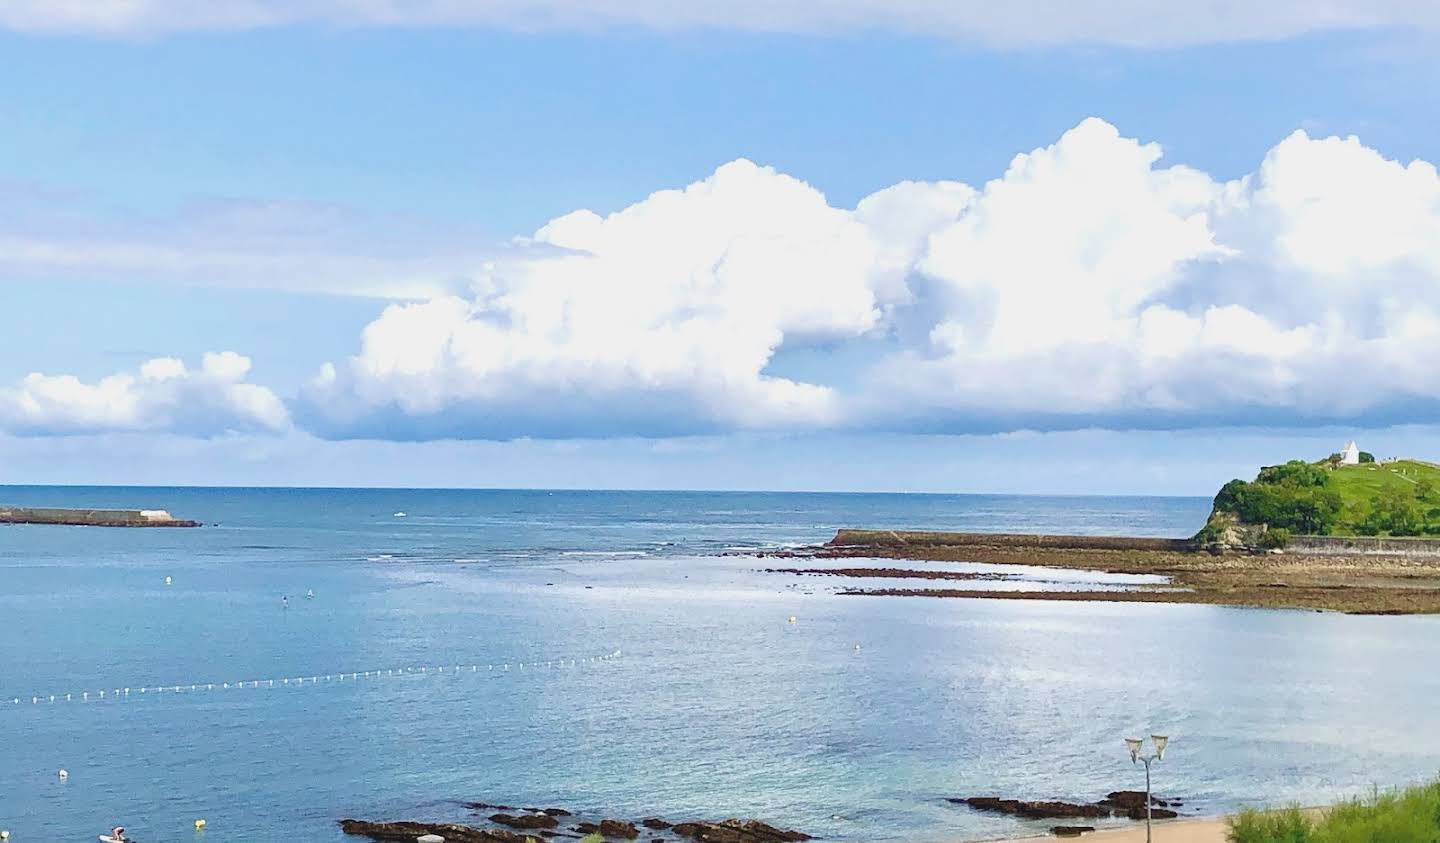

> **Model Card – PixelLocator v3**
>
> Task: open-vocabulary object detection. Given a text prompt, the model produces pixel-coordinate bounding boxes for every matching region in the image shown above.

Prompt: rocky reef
[955,791,1182,822]
[340,806,811,843]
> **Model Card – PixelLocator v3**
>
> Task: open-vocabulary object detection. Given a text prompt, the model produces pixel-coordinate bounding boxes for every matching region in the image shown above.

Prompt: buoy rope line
[3,649,622,710]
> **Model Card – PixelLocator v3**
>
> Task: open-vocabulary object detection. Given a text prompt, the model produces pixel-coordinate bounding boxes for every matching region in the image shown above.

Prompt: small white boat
[393,511,406,517]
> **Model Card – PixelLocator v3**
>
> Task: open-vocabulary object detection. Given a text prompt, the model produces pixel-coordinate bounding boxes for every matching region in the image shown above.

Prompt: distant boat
[393,512,407,517]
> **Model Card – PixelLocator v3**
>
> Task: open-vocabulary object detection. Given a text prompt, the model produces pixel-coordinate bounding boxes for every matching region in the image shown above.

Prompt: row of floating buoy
[5,650,623,709]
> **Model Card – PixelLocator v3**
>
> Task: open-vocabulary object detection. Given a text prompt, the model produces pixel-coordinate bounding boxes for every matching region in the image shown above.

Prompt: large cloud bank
[302,119,1440,440]
[1,0,1436,46]
[0,352,288,436]
[9,118,1440,440]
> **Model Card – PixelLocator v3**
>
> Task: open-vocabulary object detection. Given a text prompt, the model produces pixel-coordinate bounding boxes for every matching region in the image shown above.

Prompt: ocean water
[3,487,1440,843]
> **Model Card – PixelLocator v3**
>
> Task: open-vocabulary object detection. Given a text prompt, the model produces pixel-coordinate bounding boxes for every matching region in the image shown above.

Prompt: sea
[3,487,1439,843]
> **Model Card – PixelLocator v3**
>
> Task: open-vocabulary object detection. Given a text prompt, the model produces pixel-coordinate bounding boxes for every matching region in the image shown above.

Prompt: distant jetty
[0,506,200,528]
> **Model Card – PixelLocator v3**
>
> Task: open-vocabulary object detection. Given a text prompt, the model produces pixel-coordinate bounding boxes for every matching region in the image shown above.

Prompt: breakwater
[829,529,1191,552]
[0,506,199,527]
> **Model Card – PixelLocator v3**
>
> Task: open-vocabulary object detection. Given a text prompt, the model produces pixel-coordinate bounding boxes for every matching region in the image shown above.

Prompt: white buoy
[854,644,862,651]
[194,819,207,830]
[57,769,68,780]
[165,576,173,586]
[788,616,797,624]
[1,829,10,840]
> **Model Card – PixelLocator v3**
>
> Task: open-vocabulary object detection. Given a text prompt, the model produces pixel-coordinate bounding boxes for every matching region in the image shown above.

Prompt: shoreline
[764,529,1440,614]
[999,816,1229,842]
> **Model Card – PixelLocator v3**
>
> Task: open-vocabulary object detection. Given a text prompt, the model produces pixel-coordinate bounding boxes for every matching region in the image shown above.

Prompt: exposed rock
[1126,807,1178,821]
[670,819,811,843]
[340,819,523,843]
[598,820,639,839]
[491,813,560,830]
[1051,827,1095,838]
[957,792,1186,824]
[954,798,1106,819]
[1097,791,1177,811]
[346,810,806,843]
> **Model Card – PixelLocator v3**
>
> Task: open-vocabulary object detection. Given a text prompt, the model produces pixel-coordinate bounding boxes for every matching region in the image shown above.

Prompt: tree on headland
[1359,488,1426,536]
[1359,451,1376,464]
[1210,461,1342,535]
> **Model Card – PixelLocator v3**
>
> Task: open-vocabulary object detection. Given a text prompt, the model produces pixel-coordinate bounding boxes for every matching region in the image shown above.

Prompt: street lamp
[1125,734,1169,843]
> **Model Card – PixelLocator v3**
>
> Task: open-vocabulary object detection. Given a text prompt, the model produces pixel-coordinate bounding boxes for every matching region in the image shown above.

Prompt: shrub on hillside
[1258,528,1291,549]
[1361,488,1426,536]
[1359,451,1376,463]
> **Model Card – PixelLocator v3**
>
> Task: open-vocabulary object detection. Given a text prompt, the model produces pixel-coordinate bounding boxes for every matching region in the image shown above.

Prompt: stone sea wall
[1289,535,1440,557]
[829,529,1191,552]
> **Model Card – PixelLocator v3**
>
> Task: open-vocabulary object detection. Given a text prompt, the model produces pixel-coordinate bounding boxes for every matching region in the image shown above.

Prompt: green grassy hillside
[1202,458,1440,540]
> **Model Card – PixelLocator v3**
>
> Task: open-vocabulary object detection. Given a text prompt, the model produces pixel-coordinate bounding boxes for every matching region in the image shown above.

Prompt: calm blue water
[3,487,1439,843]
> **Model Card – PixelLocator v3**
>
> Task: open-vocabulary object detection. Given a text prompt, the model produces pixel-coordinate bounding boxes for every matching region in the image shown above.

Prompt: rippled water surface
[3,487,1439,843]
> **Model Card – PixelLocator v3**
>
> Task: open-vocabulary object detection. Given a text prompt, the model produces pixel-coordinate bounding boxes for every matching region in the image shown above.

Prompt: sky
[3,2,1440,493]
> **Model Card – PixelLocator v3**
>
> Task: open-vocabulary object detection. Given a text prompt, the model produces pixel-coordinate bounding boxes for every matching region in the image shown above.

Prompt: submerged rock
[642,818,673,830]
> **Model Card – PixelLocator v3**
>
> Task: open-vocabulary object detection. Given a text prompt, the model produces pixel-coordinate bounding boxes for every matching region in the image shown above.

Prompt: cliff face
[1191,510,1278,553]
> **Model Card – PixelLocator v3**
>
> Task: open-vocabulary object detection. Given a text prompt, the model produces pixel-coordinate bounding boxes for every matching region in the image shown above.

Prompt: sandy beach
[1009,817,1228,842]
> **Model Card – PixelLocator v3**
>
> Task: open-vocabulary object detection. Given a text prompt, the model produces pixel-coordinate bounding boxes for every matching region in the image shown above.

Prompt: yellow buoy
[194,819,207,830]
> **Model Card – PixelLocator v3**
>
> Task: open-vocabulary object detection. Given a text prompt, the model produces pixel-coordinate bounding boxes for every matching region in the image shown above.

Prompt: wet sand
[1008,817,1228,842]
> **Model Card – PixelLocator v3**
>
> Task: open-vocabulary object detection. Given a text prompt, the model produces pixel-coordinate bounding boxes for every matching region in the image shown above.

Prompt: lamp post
[1125,734,1169,843]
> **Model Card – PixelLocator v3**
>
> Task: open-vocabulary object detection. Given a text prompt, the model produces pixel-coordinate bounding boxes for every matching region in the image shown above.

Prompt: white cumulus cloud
[305,160,888,438]
[304,118,1440,440]
[0,352,290,436]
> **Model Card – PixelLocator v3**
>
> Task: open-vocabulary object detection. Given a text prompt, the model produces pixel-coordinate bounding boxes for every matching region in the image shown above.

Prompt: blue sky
[3,4,1440,492]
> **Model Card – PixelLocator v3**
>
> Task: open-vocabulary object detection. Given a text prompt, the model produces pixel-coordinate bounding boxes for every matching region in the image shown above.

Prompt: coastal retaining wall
[1289,535,1440,557]
[829,529,1190,552]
